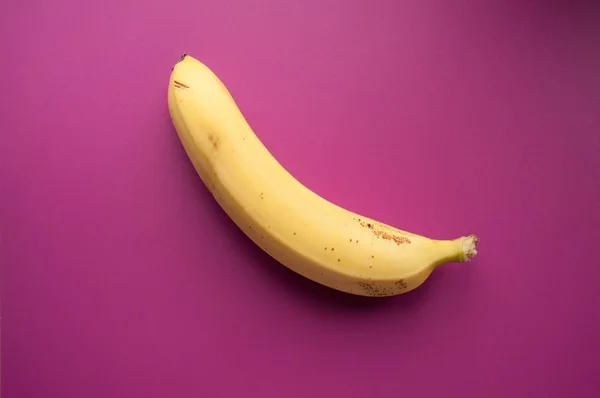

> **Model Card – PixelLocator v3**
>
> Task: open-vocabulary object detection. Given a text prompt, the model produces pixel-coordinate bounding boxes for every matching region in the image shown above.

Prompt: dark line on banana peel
[173,80,189,89]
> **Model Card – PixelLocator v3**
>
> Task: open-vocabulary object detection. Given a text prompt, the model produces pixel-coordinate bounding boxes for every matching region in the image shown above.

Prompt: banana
[168,54,478,297]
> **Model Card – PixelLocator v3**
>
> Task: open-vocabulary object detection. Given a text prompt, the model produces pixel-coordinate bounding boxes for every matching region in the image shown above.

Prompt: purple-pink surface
[1,0,599,397]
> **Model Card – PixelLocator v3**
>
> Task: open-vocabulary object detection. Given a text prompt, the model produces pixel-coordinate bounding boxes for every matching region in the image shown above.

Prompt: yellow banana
[168,54,478,297]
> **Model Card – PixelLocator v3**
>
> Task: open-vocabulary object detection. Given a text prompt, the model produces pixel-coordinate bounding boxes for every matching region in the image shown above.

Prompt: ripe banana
[168,54,478,297]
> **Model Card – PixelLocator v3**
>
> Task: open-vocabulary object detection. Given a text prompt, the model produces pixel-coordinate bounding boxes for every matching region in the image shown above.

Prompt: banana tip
[171,53,188,71]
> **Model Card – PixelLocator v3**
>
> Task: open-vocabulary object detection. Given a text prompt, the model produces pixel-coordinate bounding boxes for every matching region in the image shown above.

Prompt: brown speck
[208,134,221,151]
[331,248,334,251]
[371,255,374,258]
[356,240,359,243]
[249,225,252,229]
[349,239,352,242]
[337,259,340,262]
[260,235,264,239]
[369,265,372,268]
[324,247,327,250]
[293,232,296,235]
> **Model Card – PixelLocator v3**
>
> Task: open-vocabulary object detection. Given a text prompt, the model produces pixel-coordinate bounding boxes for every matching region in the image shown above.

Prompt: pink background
[1,0,599,397]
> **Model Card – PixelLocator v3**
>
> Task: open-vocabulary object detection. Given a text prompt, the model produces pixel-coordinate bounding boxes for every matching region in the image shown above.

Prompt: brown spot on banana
[208,134,221,151]
[357,282,396,297]
[354,218,412,245]
[395,279,408,291]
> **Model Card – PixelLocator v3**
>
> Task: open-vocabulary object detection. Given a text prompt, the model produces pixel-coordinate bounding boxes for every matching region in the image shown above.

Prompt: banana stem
[460,235,478,262]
